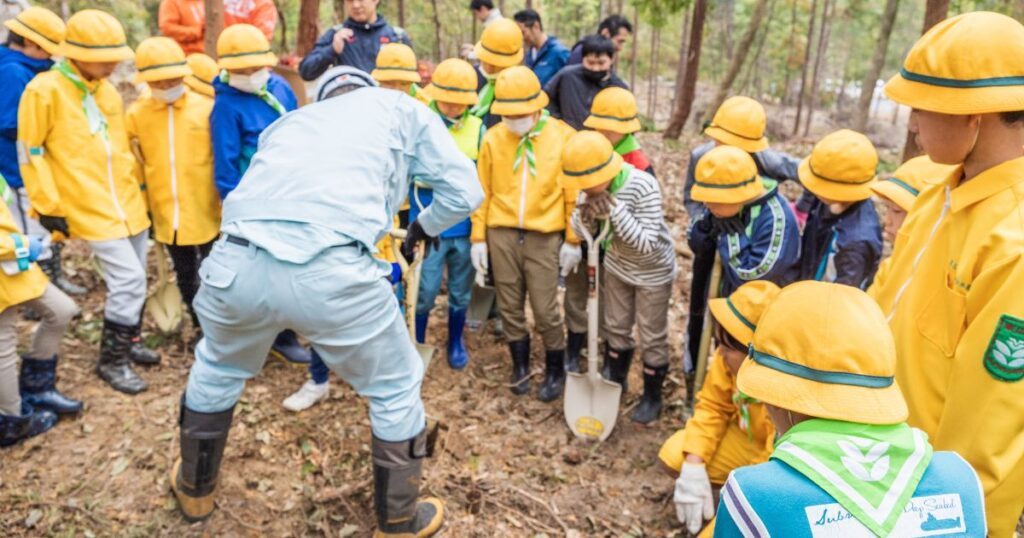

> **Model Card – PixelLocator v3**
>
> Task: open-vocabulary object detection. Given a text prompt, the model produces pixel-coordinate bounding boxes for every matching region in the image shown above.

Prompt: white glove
[559,243,583,277]
[674,463,714,535]
[471,242,489,287]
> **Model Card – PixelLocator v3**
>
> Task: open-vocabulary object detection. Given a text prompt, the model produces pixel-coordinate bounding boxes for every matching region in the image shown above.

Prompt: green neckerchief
[430,100,468,130]
[613,133,641,156]
[52,60,107,137]
[600,163,634,248]
[772,418,933,537]
[0,178,11,205]
[470,80,495,118]
[219,71,286,116]
[513,110,550,177]
[731,390,758,439]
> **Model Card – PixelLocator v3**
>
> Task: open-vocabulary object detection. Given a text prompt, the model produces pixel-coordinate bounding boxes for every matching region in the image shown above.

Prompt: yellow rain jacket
[472,118,578,244]
[17,66,150,241]
[0,203,48,311]
[126,89,220,246]
[870,157,1024,537]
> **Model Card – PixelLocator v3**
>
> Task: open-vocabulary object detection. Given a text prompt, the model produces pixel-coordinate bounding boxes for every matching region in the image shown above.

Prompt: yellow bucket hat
[692,145,765,204]
[737,281,908,425]
[474,18,524,68]
[885,12,1024,114]
[561,131,625,191]
[491,66,548,116]
[59,9,134,63]
[217,24,277,71]
[709,280,781,346]
[584,87,641,134]
[424,58,479,105]
[185,53,219,97]
[798,129,878,203]
[704,96,769,153]
[4,6,65,56]
[135,37,191,83]
[371,43,421,84]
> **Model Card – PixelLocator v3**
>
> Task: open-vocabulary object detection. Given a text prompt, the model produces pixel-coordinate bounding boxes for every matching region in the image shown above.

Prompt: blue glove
[27,236,43,262]
[390,262,403,285]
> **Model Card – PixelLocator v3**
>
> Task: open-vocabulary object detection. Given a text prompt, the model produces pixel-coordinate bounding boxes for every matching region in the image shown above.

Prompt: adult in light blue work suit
[168,66,483,538]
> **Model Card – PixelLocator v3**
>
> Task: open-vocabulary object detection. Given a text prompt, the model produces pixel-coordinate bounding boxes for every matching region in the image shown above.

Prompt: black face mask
[582,68,608,83]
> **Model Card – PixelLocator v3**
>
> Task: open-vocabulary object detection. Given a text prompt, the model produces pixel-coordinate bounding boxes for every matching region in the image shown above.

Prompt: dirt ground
[0,130,913,538]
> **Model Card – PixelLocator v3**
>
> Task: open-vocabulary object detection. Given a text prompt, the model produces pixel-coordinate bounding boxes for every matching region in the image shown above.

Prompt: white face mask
[151,84,185,104]
[503,116,537,137]
[228,68,270,94]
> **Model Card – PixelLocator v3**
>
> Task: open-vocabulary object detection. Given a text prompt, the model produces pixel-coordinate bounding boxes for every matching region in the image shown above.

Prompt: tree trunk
[740,0,776,96]
[652,27,662,125]
[854,0,900,132]
[792,0,819,135]
[59,0,70,20]
[398,0,406,27]
[671,6,693,111]
[803,0,832,136]
[902,0,950,160]
[204,0,224,57]
[297,0,320,56]
[629,8,639,89]
[334,0,345,21]
[664,0,708,138]
[780,0,798,105]
[702,0,770,125]
[431,0,443,59]
[647,25,658,119]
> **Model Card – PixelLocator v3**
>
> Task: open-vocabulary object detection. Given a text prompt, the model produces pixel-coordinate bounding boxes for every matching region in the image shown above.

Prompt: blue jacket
[298,17,410,81]
[211,74,297,199]
[525,36,570,87]
[0,47,52,189]
[715,452,986,537]
[799,198,883,289]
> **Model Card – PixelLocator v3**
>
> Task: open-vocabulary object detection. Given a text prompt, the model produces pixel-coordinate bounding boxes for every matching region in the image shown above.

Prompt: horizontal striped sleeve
[603,170,676,287]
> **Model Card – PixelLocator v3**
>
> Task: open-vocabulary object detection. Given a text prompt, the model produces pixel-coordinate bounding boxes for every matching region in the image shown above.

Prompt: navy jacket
[211,74,297,199]
[0,47,51,188]
[543,64,627,130]
[525,36,569,87]
[298,16,410,81]
[799,198,883,289]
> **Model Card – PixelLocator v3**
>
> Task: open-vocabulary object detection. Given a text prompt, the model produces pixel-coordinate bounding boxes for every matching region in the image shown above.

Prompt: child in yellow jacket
[126,37,220,329]
[658,280,780,537]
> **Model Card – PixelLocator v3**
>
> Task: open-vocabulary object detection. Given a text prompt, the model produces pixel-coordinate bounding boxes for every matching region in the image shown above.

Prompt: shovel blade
[146,284,183,334]
[466,285,496,327]
[564,372,622,442]
[416,344,436,369]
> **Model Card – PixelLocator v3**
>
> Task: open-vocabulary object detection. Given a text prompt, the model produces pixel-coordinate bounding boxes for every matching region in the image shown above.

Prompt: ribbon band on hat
[376,66,419,72]
[139,60,188,72]
[726,298,756,331]
[591,112,638,122]
[693,175,758,189]
[886,177,920,197]
[748,346,895,388]
[563,152,616,177]
[64,39,129,49]
[808,161,875,185]
[899,67,1024,88]
[705,121,763,142]
[480,42,520,57]
[8,19,59,45]
[430,82,476,93]
[494,90,543,104]
[219,48,274,59]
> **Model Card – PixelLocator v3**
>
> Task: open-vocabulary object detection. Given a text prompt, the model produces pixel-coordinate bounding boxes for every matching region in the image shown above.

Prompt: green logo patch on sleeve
[984,314,1024,382]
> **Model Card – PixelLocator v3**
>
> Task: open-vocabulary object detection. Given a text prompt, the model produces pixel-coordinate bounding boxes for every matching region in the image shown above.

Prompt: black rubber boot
[537,349,566,402]
[96,319,147,394]
[372,431,445,537]
[605,347,634,393]
[630,364,668,424]
[129,323,161,365]
[566,331,585,373]
[38,242,87,296]
[508,338,531,395]
[171,395,234,522]
[20,356,83,414]
[0,403,58,447]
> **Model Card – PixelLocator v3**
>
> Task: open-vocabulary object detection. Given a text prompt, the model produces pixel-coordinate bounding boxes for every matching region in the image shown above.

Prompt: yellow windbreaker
[126,90,220,246]
[0,203,48,311]
[17,67,150,241]
[871,157,1024,537]
[472,118,579,244]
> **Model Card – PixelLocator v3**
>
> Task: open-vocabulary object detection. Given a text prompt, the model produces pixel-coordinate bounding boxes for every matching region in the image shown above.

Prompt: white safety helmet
[314,66,378,102]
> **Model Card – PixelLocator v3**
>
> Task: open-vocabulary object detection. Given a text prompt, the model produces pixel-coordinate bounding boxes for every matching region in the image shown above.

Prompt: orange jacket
[158,0,205,54]
[223,0,277,41]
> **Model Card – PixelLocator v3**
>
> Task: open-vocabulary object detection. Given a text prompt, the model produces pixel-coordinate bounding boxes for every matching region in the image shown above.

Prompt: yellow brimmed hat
[737,281,908,425]
[424,58,478,105]
[135,37,191,83]
[217,24,277,71]
[885,12,1024,114]
[491,66,548,116]
[4,6,65,56]
[704,96,769,153]
[371,43,421,83]
[185,53,218,97]
[692,145,765,204]
[59,9,134,63]
[869,156,953,212]
[561,131,625,191]
[798,129,878,203]
[709,281,781,346]
[474,18,524,68]
[584,87,641,134]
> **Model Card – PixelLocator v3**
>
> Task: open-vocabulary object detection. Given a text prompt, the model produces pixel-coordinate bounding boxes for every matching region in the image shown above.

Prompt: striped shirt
[571,168,676,286]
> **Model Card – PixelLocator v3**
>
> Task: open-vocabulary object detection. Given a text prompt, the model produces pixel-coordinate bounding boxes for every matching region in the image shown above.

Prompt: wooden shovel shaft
[694,254,723,393]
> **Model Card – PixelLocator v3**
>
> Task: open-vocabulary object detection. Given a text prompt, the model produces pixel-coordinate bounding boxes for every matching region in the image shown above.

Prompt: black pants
[164,241,214,325]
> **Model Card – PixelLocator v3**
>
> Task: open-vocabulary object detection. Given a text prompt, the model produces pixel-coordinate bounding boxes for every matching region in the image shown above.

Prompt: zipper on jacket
[517,157,528,228]
[167,106,180,233]
[102,136,127,223]
[887,186,951,321]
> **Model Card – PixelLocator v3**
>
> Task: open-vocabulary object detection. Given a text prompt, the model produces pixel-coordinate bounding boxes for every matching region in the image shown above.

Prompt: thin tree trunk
[398,0,406,27]
[803,0,832,136]
[647,26,658,118]
[854,0,900,132]
[902,0,950,160]
[204,0,224,57]
[431,0,443,59]
[702,0,770,125]
[671,6,693,111]
[780,0,798,105]
[59,0,70,20]
[297,0,320,56]
[664,0,708,138]
[792,0,819,135]
[334,0,345,21]
[652,27,662,125]
[629,8,639,89]
[740,0,776,96]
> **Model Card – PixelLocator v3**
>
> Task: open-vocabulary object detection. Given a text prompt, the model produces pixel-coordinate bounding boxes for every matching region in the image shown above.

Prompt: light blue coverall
[184,88,482,442]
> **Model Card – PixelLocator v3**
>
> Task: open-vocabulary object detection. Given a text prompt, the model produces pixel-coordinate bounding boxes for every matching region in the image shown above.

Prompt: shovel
[391,230,437,368]
[564,221,620,442]
[694,254,723,394]
[145,245,184,334]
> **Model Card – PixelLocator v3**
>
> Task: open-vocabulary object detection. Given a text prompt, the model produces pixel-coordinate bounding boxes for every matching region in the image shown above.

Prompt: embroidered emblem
[984,314,1024,382]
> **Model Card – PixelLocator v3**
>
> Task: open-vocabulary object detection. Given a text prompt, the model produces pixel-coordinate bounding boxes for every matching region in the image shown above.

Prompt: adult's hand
[400,220,438,264]
[332,28,354,55]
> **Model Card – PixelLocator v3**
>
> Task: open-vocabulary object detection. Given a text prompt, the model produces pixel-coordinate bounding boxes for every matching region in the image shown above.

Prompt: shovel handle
[584,221,610,380]
[694,254,722,393]
[390,229,425,345]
